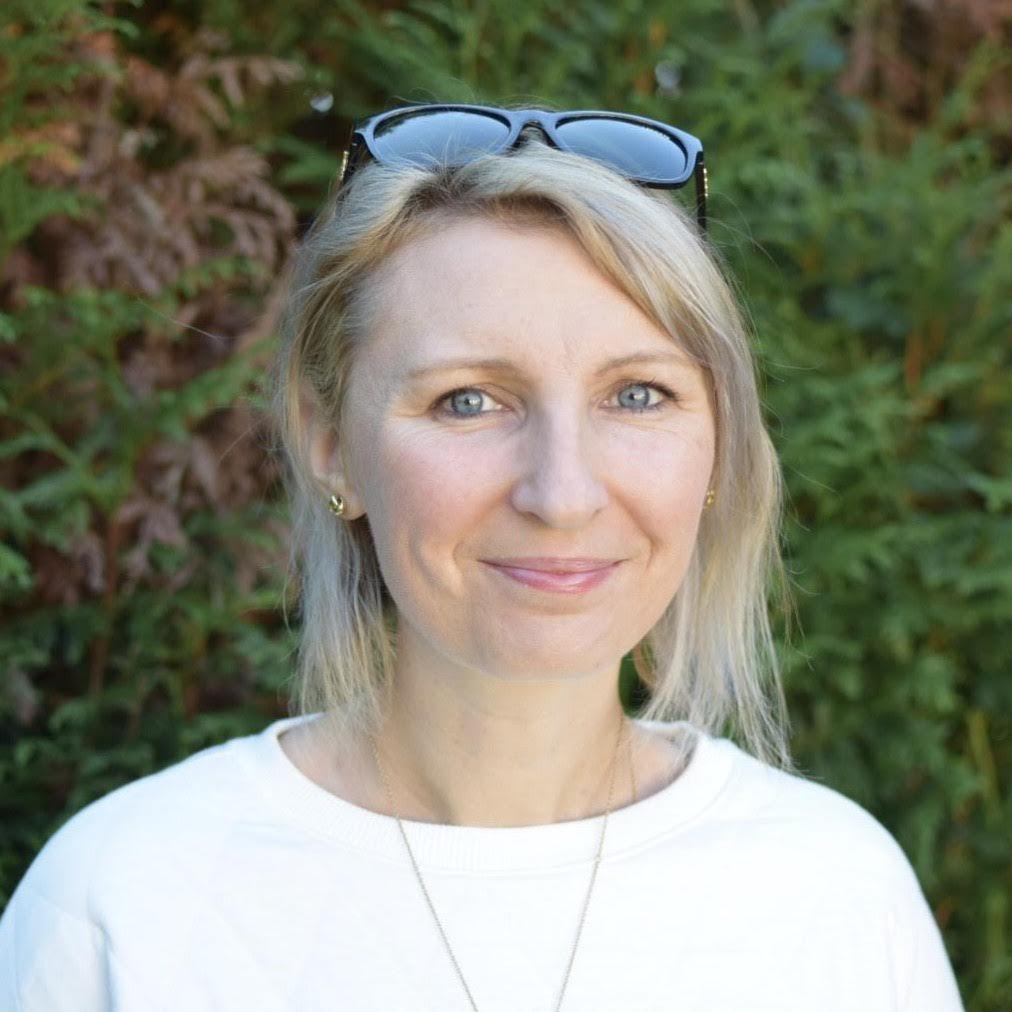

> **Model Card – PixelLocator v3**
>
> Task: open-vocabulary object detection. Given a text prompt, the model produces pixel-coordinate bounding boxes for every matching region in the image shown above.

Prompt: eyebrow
[403,350,695,382]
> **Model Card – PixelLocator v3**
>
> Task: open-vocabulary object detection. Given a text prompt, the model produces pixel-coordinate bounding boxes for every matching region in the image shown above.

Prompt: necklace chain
[369,712,637,1012]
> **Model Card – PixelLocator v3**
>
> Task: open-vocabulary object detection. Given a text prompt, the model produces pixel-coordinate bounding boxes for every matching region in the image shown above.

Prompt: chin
[472,634,627,682]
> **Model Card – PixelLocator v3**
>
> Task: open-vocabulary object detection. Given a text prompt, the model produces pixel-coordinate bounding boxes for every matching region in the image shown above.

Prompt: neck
[370,690,633,828]
[343,621,659,828]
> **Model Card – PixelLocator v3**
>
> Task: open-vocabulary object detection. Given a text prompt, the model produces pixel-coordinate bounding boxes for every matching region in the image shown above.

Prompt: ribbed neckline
[237,712,737,873]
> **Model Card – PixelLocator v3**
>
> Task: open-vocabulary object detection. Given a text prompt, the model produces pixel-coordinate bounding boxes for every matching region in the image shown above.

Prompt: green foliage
[1,0,1009,1008]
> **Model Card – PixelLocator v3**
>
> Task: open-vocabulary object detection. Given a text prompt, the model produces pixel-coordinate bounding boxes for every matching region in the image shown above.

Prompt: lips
[482,557,620,573]
[481,558,622,594]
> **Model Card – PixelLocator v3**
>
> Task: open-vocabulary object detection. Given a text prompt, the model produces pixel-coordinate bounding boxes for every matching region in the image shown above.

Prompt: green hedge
[1,1,1009,1008]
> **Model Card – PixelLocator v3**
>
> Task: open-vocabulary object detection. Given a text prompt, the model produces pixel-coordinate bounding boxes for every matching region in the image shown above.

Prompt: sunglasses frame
[339,103,708,234]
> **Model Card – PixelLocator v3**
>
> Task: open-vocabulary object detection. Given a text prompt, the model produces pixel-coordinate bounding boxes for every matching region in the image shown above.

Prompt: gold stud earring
[328,493,346,518]
[704,488,716,508]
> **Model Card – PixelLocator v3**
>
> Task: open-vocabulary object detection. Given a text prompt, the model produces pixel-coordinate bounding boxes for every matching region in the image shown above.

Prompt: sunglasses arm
[693,156,708,236]
[339,133,371,188]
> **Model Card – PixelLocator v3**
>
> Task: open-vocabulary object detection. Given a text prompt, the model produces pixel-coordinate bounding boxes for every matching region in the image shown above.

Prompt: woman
[0,104,964,1011]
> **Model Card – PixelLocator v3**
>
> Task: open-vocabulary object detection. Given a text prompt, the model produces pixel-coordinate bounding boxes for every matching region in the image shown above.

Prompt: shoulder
[698,737,963,1008]
[706,736,923,894]
[8,729,259,924]
[0,731,264,1010]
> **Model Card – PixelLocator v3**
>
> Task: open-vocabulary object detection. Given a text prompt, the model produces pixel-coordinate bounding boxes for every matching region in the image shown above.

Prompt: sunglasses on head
[339,103,709,234]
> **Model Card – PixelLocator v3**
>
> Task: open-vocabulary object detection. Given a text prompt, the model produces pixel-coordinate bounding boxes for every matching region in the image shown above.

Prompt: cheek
[608,421,713,506]
[605,425,713,570]
[361,427,504,597]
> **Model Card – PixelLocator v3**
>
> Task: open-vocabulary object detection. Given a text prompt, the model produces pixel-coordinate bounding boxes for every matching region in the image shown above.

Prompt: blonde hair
[267,136,795,772]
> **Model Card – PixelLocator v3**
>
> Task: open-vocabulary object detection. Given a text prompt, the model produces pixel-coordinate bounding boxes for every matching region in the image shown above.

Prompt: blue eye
[440,388,493,417]
[615,381,671,412]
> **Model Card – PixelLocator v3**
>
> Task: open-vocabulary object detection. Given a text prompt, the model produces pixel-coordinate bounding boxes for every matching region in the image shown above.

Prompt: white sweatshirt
[0,713,965,1011]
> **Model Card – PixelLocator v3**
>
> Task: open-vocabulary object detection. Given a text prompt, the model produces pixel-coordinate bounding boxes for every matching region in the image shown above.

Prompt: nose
[510,408,609,529]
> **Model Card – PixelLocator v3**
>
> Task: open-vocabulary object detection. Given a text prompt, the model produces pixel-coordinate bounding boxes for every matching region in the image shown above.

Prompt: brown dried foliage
[837,0,1010,150]
[11,30,301,298]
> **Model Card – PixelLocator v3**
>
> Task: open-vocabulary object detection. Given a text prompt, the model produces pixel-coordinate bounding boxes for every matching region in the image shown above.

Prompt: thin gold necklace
[369,712,637,1012]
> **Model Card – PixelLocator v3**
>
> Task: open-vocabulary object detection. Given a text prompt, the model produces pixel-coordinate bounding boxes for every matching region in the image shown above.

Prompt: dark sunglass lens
[372,110,512,168]
[555,118,690,183]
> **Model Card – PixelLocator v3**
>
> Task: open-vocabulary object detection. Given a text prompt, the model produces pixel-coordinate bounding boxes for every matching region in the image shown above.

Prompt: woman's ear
[299,386,363,518]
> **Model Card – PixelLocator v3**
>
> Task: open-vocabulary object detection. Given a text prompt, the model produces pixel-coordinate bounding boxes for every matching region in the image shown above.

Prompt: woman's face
[333,216,716,682]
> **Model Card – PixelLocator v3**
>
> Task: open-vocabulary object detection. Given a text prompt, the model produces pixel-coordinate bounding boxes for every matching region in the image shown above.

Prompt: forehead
[359,215,696,370]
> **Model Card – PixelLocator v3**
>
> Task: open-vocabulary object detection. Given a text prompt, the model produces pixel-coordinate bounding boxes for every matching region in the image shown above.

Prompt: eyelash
[433,378,678,420]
